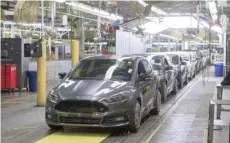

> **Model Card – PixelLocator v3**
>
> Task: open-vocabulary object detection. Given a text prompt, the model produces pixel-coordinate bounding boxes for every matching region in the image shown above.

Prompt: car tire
[161,82,167,103]
[129,102,141,133]
[150,90,161,115]
[47,124,63,130]
[173,80,178,95]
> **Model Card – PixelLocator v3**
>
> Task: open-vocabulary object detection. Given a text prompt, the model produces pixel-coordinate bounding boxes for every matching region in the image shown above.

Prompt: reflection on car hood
[53,79,130,99]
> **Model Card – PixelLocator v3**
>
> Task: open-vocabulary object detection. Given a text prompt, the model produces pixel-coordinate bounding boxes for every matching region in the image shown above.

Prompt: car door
[180,57,186,81]
[140,59,157,110]
[136,60,151,111]
[163,57,174,92]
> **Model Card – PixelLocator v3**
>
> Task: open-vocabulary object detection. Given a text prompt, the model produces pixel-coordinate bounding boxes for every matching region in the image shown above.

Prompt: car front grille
[59,116,101,124]
[55,100,108,113]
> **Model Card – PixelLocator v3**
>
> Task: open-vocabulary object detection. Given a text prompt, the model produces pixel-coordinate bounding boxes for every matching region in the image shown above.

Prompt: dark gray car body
[45,55,160,129]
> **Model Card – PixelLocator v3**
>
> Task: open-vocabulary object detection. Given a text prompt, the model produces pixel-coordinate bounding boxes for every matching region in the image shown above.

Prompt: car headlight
[47,90,58,103]
[101,94,127,104]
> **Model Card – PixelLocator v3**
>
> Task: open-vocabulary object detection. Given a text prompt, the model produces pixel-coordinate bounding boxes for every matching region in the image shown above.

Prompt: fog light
[115,116,124,121]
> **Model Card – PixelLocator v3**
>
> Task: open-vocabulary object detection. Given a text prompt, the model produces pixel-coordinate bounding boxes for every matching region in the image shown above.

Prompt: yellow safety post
[71,40,79,67]
[37,40,46,106]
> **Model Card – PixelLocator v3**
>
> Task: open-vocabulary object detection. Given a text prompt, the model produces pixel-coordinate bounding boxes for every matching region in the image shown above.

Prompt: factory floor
[1,66,230,143]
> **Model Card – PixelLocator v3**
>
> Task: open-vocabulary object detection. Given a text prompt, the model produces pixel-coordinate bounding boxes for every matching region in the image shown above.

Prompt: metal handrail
[208,100,230,143]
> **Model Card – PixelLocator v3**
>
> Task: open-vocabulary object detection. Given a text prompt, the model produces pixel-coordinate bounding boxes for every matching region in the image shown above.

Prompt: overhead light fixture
[159,34,180,40]
[151,6,168,15]
[211,25,222,33]
[195,37,203,41]
[137,0,148,7]
[54,0,66,3]
[66,2,123,20]
[133,22,168,34]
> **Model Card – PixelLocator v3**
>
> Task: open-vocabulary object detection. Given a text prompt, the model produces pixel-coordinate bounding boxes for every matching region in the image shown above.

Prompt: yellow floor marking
[35,131,110,143]
[144,75,201,143]
[144,117,168,143]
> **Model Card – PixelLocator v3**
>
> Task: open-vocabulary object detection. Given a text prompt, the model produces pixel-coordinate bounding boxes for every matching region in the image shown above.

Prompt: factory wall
[116,30,146,56]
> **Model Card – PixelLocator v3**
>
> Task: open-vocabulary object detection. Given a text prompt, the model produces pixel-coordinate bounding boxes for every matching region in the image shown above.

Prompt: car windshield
[68,59,134,81]
[150,56,163,70]
[167,54,179,65]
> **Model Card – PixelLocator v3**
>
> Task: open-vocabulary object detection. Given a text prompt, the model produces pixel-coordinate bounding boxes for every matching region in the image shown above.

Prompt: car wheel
[173,80,178,95]
[47,124,63,130]
[129,102,141,133]
[161,82,167,103]
[150,90,161,115]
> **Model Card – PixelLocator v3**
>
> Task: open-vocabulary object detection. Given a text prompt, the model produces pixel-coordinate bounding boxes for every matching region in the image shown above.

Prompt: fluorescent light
[133,22,168,34]
[137,0,148,7]
[195,37,203,41]
[56,28,71,31]
[153,42,181,45]
[161,16,199,29]
[55,0,66,3]
[66,2,123,20]
[151,6,167,15]
[211,25,222,34]
[4,10,14,15]
[159,34,179,40]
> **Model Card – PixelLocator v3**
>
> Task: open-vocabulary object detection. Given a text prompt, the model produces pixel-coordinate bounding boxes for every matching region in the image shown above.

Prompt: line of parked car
[45,50,210,133]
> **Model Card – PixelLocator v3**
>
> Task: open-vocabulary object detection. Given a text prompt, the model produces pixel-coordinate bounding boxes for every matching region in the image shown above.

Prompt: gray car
[45,55,161,132]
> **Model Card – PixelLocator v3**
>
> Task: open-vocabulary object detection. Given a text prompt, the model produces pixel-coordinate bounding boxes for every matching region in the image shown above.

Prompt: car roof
[83,55,120,60]
[83,55,143,61]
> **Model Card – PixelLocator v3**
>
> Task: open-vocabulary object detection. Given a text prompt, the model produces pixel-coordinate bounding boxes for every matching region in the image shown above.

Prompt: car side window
[164,58,169,66]
[142,59,152,75]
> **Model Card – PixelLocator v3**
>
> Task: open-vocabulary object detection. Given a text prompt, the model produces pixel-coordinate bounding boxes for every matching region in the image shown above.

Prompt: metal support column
[37,40,47,106]
[208,101,214,143]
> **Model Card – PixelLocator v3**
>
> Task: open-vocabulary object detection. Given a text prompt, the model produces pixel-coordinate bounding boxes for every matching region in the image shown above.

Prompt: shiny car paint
[45,55,160,130]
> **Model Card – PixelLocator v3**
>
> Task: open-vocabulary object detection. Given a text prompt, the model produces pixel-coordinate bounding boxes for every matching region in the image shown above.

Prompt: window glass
[164,58,169,66]
[68,59,134,81]
[142,59,152,74]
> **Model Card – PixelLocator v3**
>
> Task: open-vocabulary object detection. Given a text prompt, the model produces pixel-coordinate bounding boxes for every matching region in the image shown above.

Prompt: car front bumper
[46,108,133,128]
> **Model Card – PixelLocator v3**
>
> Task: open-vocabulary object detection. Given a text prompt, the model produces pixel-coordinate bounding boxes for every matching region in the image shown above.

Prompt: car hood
[53,79,130,100]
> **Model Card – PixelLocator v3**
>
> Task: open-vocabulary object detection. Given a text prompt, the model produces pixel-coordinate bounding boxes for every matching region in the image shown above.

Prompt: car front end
[45,84,136,128]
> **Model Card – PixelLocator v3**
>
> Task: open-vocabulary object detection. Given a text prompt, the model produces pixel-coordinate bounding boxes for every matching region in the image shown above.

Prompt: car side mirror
[59,72,66,79]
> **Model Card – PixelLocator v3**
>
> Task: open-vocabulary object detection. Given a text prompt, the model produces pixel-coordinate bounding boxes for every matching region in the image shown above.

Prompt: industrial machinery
[1,38,31,91]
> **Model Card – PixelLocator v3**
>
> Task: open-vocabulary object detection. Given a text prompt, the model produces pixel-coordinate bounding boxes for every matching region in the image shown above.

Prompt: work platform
[1,66,230,143]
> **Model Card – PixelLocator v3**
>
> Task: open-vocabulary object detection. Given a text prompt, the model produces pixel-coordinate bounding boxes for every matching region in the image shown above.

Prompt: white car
[179,52,197,79]
[201,50,210,68]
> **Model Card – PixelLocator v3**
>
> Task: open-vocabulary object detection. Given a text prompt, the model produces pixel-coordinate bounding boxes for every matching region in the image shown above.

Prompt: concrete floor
[1,67,229,143]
